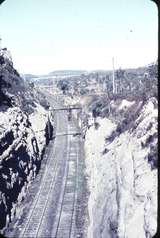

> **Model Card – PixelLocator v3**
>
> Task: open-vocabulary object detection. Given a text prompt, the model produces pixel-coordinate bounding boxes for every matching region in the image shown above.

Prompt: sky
[0,0,158,75]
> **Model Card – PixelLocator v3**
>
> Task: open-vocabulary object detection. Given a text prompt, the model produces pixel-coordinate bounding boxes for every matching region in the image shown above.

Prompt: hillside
[49,70,87,76]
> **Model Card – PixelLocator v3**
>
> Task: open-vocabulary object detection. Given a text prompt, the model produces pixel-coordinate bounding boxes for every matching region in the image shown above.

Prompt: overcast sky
[0,0,158,75]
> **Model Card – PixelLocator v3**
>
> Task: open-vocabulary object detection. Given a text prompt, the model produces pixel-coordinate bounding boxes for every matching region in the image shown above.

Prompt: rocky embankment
[85,97,157,238]
[0,49,54,232]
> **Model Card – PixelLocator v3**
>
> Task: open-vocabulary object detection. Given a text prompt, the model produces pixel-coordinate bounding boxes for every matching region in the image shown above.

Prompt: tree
[57,80,69,94]
[115,68,125,93]
[0,55,5,65]
[147,62,158,79]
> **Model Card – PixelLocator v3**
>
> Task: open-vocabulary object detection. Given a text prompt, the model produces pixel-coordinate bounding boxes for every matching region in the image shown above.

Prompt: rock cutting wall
[0,106,53,231]
[85,98,157,238]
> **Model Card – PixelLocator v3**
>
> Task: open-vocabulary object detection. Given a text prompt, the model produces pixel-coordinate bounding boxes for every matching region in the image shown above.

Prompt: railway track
[19,109,80,238]
[52,128,79,238]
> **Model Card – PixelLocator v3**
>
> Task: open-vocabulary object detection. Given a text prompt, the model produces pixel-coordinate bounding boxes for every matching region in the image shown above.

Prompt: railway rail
[52,131,79,238]
[19,109,80,238]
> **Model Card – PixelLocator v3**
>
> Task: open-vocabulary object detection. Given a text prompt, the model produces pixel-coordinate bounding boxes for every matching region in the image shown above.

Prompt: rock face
[0,108,38,229]
[0,49,24,107]
[0,49,54,231]
[85,98,157,238]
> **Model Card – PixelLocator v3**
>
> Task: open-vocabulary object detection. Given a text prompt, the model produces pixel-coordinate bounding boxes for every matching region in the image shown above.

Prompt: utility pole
[103,78,105,92]
[112,57,115,94]
[0,37,2,52]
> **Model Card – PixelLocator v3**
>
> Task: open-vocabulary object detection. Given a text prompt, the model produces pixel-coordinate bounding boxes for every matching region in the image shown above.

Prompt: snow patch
[118,99,135,110]
[85,98,157,238]
[29,103,48,154]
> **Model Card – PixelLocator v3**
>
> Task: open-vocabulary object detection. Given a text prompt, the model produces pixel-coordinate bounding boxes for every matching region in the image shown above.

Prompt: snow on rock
[63,95,81,106]
[85,98,157,238]
[118,99,135,110]
[85,118,117,238]
[29,103,49,155]
[0,104,53,231]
